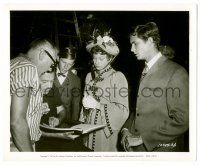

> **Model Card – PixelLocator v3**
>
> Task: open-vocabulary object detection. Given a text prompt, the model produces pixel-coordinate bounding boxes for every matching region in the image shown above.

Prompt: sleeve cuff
[121,128,129,134]
[56,105,64,114]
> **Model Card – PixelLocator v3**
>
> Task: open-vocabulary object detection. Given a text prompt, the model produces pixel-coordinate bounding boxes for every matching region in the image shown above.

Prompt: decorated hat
[86,29,119,57]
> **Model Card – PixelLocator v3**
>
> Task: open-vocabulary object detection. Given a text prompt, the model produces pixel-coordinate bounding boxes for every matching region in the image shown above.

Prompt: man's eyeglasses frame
[43,49,57,72]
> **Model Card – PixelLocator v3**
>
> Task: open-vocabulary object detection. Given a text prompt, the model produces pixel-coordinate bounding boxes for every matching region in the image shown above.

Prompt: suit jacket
[123,55,189,151]
[54,70,81,124]
[40,88,63,125]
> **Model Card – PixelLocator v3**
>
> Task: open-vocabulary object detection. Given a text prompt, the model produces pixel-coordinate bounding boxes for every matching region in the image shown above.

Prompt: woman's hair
[58,47,76,60]
[130,22,160,49]
[90,46,113,60]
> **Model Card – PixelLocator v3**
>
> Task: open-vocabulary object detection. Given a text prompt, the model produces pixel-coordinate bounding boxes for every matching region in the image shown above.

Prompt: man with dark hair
[35,47,88,152]
[121,22,189,152]
[53,47,81,125]
[10,38,57,151]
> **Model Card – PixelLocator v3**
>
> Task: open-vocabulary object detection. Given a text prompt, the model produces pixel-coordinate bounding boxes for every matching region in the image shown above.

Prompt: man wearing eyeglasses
[10,38,57,151]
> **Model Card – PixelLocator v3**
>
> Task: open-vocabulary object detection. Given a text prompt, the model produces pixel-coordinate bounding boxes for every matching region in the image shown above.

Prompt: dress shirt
[145,52,162,70]
[56,67,68,85]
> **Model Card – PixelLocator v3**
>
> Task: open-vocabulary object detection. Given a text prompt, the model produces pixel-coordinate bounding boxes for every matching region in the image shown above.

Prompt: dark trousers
[35,136,92,152]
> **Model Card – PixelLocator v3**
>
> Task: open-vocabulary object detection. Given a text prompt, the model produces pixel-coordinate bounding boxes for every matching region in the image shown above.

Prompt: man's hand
[41,102,50,114]
[121,129,132,151]
[125,135,143,149]
[49,117,60,127]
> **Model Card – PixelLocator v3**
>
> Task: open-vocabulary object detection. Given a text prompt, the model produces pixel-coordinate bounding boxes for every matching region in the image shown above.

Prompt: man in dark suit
[41,47,81,127]
[36,47,87,152]
[54,47,81,126]
[121,22,189,152]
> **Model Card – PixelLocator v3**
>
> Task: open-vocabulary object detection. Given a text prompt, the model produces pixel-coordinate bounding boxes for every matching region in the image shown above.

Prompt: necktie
[140,64,149,81]
[57,73,66,77]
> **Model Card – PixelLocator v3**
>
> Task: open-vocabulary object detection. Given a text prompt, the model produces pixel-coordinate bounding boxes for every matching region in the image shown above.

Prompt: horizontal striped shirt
[10,56,44,141]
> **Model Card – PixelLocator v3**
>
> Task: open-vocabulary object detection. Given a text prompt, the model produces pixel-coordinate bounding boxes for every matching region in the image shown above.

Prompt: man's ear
[39,49,45,61]
[148,37,154,44]
[148,37,154,45]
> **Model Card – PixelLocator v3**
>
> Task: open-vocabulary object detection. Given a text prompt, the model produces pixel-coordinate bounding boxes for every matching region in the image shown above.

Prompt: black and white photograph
[0,0,198,163]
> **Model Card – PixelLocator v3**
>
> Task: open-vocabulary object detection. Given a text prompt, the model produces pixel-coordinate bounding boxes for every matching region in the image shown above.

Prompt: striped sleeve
[10,61,40,95]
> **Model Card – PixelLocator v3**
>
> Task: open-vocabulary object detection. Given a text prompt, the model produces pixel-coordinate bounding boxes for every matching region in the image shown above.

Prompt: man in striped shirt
[10,38,57,151]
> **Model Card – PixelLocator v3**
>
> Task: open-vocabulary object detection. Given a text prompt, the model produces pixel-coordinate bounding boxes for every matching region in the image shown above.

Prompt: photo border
[0,0,198,163]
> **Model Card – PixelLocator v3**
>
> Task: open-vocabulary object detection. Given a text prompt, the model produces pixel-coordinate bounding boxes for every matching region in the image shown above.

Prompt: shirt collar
[145,52,162,70]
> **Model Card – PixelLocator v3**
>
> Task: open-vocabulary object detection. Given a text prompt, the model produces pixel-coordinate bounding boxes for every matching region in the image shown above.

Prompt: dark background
[10,10,189,111]
[10,11,189,151]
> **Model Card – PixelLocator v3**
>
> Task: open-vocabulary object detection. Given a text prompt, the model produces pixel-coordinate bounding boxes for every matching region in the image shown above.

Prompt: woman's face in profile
[92,53,110,71]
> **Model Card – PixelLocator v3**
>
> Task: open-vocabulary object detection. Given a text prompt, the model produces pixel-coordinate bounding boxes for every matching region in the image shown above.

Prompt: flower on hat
[86,29,119,56]
[96,35,104,45]
[95,35,115,48]
[103,36,113,43]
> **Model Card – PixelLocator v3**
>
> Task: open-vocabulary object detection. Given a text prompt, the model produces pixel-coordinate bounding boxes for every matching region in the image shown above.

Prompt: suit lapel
[54,71,72,93]
[55,71,72,87]
[145,55,167,78]
[63,71,72,87]
[54,75,61,88]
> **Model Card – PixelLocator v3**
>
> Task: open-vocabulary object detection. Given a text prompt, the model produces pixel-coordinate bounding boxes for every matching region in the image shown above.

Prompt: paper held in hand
[40,124,106,140]
[70,124,106,134]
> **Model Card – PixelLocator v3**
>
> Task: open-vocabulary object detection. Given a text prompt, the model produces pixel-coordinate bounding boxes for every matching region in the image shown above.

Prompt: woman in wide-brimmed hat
[79,29,129,151]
